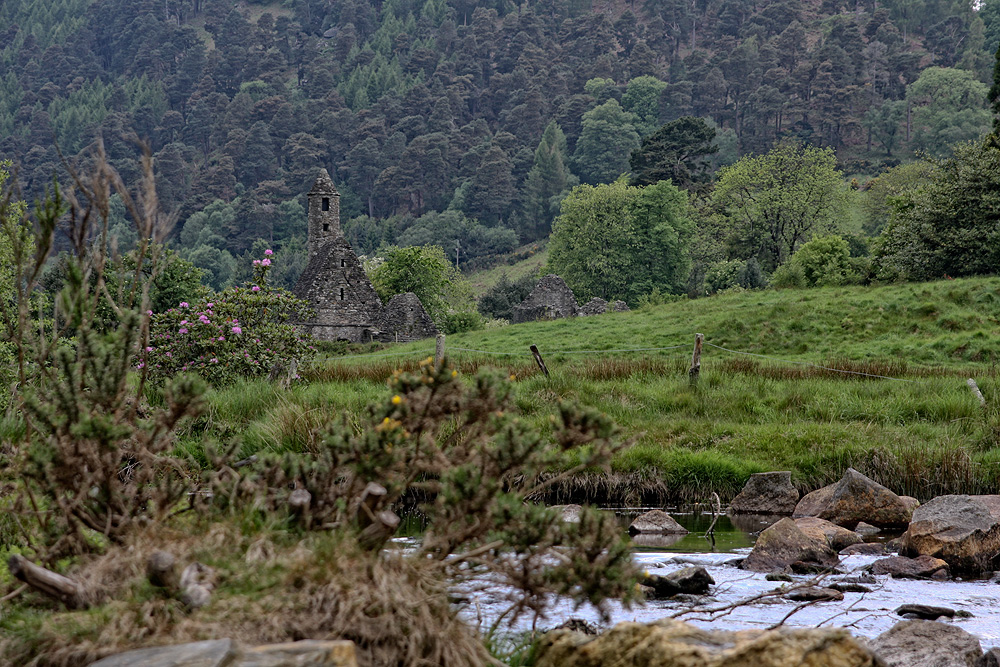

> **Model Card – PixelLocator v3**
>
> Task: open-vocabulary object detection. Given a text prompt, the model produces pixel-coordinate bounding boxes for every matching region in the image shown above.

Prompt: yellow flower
[509,374,516,381]
[391,395,402,405]
[383,417,391,424]
[451,370,458,378]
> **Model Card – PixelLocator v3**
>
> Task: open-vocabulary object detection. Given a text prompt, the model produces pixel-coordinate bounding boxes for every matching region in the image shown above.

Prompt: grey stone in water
[840,542,887,556]
[794,468,913,530]
[729,471,799,515]
[551,504,583,523]
[829,582,872,593]
[979,648,1000,667]
[741,517,840,573]
[895,604,956,621]
[871,620,983,667]
[642,566,715,599]
[628,510,688,535]
[89,639,236,667]
[870,555,950,580]
[765,572,793,582]
[855,521,881,535]
[784,586,844,602]
[512,274,579,323]
[901,494,1000,576]
[794,517,863,551]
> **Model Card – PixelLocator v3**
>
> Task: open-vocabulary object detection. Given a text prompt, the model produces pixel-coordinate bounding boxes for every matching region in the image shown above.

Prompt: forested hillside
[1,0,997,292]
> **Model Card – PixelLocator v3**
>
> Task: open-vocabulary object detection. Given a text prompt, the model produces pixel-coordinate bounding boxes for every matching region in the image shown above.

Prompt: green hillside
[195,277,1000,505]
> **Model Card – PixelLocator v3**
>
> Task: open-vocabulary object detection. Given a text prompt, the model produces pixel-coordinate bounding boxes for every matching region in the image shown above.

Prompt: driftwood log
[8,554,87,609]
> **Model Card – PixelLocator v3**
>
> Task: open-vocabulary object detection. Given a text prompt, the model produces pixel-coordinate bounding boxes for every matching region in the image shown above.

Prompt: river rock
[980,648,1000,667]
[794,517,863,551]
[628,510,688,535]
[871,620,982,667]
[784,586,844,602]
[535,618,881,667]
[895,604,956,620]
[89,640,236,667]
[552,504,584,523]
[793,468,912,529]
[870,555,949,579]
[900,495,1000,576]
[729,472,799,514]
[840,542,887,556]
[855,521,881,535]
[89,640,359,667]
[642,566,714,599]
[741,517,841,573]
[829,582,872,593]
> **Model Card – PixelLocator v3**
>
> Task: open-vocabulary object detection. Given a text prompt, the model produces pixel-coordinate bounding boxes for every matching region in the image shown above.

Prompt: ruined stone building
[293,170,438,343]
[512,274,630,323]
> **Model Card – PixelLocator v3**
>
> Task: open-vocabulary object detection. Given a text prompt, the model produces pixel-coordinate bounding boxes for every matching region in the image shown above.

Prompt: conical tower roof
[309,168,339,196]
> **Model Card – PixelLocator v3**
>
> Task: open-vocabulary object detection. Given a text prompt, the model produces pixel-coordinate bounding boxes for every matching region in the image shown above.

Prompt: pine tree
[521,121,576,241]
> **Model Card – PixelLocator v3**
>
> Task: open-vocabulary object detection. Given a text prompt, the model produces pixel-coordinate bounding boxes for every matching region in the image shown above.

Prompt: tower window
[323,223,329,231]
[340,259,346,267]
[339,287,345,300]
[322,197,330,211]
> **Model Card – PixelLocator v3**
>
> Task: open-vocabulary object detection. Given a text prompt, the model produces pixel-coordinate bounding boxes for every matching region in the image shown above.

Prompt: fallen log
[8,554,87,609]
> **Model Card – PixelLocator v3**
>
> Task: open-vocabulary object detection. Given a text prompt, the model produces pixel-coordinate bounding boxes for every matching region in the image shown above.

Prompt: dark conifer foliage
[0,0,994,289]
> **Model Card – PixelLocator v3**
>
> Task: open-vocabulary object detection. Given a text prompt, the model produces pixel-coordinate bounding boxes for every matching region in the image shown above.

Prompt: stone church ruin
[293,170,438,343]
[512,275,630,324]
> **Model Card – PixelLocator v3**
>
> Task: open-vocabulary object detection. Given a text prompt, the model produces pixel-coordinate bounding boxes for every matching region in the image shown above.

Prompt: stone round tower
[307,168,340,259]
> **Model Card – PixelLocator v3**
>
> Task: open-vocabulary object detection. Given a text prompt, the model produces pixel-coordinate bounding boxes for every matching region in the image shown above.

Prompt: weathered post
[968,378,987,408]
[530,344,550,378]
[435,333,446,368]
[688,333,704,386]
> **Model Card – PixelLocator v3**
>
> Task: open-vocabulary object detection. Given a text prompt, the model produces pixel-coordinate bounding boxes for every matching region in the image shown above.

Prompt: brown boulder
[535,618,880,667]
[900,495,1000,576]
[795,517,863,551]
[793,468,912,529]
[741,517,840,573]
[840,542,887,556]
[642,566,714,599]
[729,471,799,514]
[871,620,982,667]
[784,586,844,602]
[628,510,688,535]
[869,555,949,579]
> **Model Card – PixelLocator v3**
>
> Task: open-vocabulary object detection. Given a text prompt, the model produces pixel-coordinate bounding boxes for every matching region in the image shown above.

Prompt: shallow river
[461,509,1000,649]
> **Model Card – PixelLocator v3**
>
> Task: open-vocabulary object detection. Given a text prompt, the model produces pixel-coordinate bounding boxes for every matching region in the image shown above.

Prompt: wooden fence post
[530,344,550,378]
[689,333,704,386]
[435,334,445,368]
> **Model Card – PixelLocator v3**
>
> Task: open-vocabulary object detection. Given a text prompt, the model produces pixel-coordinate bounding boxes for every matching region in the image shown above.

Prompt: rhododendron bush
[143,251,314,385]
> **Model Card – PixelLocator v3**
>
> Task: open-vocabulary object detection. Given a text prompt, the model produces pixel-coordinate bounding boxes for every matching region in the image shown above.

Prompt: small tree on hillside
[548,180,694,304]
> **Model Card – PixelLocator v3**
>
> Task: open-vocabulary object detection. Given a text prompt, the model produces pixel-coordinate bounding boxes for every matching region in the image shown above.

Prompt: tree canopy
[629,116,718,190]
[711,143,846,271]
[548,180,693,304]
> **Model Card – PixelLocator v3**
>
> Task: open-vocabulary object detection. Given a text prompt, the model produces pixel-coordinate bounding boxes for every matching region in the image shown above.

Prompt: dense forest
[1,0,998,296]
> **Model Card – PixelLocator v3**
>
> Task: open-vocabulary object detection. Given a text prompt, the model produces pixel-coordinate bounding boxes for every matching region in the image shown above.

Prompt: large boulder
[794,517,863,552]
[741,517,840,573]
[793,468,912,529]
[628,510,688,535]
[870,555,949,579]
[729,472,799,514]
[641,566,714,599]
[535,618,880,667]
[870,620,982,667]
[900,495,1000,576]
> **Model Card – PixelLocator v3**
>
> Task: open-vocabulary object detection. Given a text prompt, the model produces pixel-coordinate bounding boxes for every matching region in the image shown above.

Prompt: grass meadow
[186,276,1000,504]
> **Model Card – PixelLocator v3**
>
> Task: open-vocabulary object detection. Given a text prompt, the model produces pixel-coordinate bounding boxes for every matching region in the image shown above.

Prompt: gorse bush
[145,251,315,386]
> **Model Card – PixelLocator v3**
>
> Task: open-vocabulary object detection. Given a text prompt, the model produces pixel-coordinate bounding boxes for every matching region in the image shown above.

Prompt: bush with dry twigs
[0,151,641,666]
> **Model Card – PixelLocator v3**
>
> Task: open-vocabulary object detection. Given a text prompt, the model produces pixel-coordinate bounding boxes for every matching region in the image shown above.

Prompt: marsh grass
[173,276,1000,503]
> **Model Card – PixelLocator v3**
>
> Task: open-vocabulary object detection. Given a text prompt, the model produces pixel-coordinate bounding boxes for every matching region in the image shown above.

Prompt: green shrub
[145,250,314,386]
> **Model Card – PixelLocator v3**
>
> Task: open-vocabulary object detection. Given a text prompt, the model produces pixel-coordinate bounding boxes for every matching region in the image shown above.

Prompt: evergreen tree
[629,116,718,191]
[520,121,577,241]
